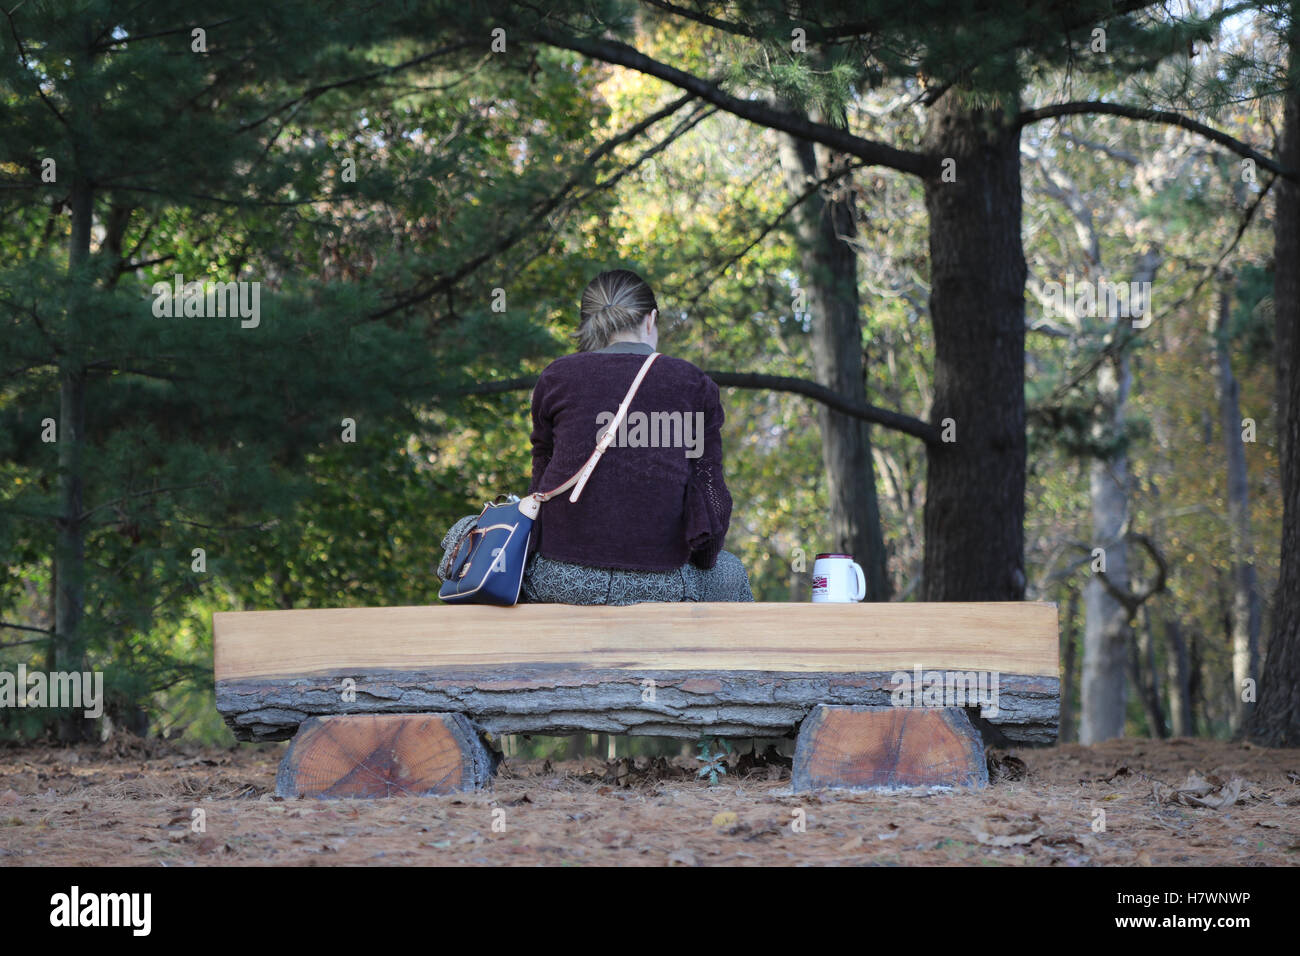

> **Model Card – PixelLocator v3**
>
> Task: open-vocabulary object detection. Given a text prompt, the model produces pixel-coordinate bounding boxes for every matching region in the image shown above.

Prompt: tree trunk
[1165,613,1194,737]
[1189,624,1206,734]
[1079,250,1160,743]
[920,93,1027,601]
[1251,31,1300,745]
[54,174,92,743]
[1080,341,1131,744]
[1211,285,1262,734]
[1134,603,1167,738]
[776,99,890,600]
[1059,589,1080,743]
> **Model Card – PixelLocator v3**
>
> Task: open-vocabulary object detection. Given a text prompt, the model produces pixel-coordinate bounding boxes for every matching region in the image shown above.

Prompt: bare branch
[1044,173,1275,405]
[1018,101,1298,183]
[78,481,218,524]
[452,371,939,443]
[358,91,703,324]
[1094,532,1169,614]
[0,621,52,635]
[1058,130,1140,166]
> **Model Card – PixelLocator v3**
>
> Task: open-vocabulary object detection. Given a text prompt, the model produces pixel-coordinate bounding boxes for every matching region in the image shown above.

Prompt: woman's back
[436,265,752,605]
[528,341,731,572]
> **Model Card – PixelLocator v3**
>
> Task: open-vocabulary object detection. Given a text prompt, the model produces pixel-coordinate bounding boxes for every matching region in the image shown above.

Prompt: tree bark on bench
[213,603,1061,746]
[220,667,1058,744]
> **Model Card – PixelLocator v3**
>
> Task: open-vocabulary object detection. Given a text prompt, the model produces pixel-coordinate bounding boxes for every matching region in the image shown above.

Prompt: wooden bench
[213,602,1059,797]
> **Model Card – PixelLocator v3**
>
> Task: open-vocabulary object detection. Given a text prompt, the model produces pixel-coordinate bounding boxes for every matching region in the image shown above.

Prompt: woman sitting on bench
[441,268,753,605]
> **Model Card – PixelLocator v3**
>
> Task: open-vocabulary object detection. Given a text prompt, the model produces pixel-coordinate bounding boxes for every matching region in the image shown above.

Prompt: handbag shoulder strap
[534,350,659,505]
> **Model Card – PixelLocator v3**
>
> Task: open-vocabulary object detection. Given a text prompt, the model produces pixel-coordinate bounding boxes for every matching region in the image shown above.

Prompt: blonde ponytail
[576,269,658,351]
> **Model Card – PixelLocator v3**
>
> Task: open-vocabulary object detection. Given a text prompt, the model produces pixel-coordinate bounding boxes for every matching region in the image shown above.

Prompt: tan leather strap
[534,351,659,505]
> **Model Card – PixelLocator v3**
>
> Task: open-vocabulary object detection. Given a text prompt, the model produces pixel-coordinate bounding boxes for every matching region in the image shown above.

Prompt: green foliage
[0,0,1286,747]
[1228,263,1275,370]
[0,0,611,737]
[695,737,731,786]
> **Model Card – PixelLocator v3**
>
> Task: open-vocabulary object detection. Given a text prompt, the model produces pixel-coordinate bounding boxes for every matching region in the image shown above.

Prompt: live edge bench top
[213,602,1060,745]
[213,601,1059,682]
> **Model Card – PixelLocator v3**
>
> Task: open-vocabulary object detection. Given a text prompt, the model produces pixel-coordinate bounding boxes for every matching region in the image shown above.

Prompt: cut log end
[276,713,497,799]
[792,705,988,792]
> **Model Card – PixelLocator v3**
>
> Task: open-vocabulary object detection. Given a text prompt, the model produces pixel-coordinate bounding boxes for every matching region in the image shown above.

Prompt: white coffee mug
[811,553,866,602]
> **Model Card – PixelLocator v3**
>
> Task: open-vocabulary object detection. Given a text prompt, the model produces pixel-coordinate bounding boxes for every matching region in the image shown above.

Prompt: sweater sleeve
[524,371,555,560]
[684,373,732,570]
[527,371,553,496]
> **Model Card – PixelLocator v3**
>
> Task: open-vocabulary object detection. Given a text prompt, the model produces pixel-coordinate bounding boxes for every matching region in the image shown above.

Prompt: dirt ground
[0,734,1297,866]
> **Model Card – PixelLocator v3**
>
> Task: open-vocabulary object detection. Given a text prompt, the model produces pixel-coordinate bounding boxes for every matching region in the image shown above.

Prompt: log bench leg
[276,713,499,799]
[792,705,988,792]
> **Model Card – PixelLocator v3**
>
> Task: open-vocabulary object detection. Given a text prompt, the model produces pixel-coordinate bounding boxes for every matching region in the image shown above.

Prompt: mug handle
[851,562,867,601]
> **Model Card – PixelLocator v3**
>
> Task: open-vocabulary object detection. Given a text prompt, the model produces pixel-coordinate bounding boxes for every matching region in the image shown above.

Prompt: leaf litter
[0,734,1296,865]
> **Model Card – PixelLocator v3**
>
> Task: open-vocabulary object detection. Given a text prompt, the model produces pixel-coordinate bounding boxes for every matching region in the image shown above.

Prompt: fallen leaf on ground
[1151,772,1245,809]
[970,812,1044,847]
[987,753,1028,782]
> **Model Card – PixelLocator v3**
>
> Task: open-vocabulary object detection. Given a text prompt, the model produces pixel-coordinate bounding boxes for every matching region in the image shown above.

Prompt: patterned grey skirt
[521,551,754,605]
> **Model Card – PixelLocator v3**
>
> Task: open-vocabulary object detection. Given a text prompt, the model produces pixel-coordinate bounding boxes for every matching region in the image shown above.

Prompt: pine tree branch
[78,481,218,524]
[90,17,242,52]
[518,16,937,177]
[4,7,71,131]
[633,0,1154,44]
[234,41,479,135]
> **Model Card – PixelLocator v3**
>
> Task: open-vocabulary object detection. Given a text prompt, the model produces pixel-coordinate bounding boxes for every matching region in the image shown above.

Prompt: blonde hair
[575,269,658,352]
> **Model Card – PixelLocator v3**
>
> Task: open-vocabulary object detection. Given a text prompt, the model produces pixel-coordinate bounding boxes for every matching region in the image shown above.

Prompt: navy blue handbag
[437,352,659,605]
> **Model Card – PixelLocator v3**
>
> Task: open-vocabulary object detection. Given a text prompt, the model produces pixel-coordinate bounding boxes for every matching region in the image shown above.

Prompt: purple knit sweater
[526,342,733,571]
